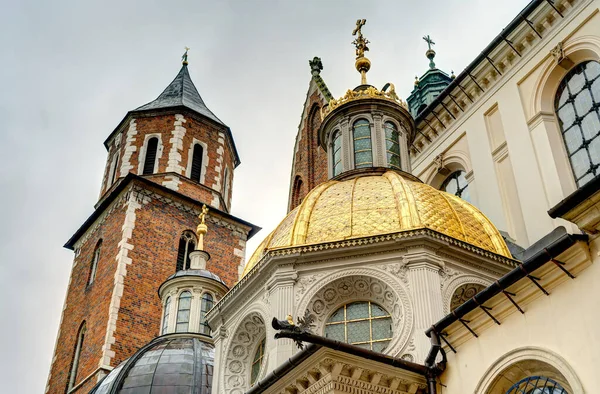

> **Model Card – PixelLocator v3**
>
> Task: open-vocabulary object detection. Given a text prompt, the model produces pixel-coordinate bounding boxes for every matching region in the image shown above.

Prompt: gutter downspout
[424,329,447,394]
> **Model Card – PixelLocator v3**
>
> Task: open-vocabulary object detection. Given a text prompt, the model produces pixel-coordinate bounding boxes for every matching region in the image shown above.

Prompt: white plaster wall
[440,237,600,393]
[412,0,600,247]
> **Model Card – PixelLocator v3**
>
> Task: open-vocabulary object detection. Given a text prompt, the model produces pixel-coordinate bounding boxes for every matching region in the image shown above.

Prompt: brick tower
[45,55,259,394]
[287,57,332,211]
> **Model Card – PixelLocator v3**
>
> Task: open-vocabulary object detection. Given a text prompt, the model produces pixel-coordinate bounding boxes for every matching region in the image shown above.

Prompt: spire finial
[182,47,190,65]
[309,56,323,76]
[196,204,209,250]
[423,35,436,69]
[352,19,371,85]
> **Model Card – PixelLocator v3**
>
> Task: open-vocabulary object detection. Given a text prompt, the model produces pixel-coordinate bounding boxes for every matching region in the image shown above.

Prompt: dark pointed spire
[135,64,225,126]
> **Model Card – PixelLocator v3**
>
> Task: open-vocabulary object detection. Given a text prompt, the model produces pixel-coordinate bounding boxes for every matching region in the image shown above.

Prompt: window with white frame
[199,293,213,334]
[555,60,600,187]
[332,130,342,176]
[384,121,401,170]
[161,296,171,335]
[190,144,203,183]
[175,291,192,333]
[68,322,87,391]
[142,137,159,175]
[441,170,470,202]
[353,119,373,168]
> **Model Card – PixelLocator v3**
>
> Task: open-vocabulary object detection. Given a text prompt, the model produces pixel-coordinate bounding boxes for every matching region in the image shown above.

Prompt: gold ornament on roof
[352,19,371,85]
[242,171,512,277]
[182,47,190,65]
[321,84,409,119]
[196,204,209,250]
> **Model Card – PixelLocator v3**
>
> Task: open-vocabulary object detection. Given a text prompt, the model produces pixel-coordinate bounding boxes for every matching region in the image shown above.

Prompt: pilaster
[405,250,445,363]
[372,112,385,167]
[266,266,298,369]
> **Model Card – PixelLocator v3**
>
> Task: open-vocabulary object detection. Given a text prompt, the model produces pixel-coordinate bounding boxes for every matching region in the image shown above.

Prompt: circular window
[324,301,392,352]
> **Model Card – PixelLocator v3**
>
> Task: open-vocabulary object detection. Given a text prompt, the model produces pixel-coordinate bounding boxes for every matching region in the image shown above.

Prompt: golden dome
[243,171,511,277]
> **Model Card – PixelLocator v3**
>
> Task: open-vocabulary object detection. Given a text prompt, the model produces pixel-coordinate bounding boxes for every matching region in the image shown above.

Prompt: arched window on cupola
[332,130,342,176]
[87,239,102,286]
[441,170,470,202]
[190,143,204,183]
[353,119,373,169]
[142,137,159,175]
[199,292,213,334]
[176,231,197,271]
[175,291,192,333]
[161,296,171,335]
[555,60,600,187]
[67,322,87,391]
[384,121,401,170]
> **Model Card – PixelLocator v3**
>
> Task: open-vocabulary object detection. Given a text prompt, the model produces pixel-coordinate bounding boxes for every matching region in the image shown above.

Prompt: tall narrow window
[176,231,197,271]
[108,153,119,187]
[250,338,266,385]
[88,240,102,286]
[190,144,203,182]
[384,121,401,169]
[142,137,159,175]
[353,119,373,168]
[161,296,171,335]
[175,291,192,333]
[441,171,470,202]
[199,293,214,334]
[68,323,86,391]
[332,131,342,176]
[223,167,230,203]
[555,60,600,186]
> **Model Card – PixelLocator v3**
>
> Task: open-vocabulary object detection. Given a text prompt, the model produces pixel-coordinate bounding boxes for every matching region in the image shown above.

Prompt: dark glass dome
[90,335,214,394]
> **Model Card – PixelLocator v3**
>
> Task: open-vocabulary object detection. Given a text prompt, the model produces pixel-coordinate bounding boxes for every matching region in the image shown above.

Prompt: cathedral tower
[45,54,258,394]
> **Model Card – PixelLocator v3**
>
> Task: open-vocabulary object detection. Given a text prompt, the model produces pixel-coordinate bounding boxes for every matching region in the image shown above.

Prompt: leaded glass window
[353,119,373,168]
[332,131,342,176]
[176,231,197,271]
[175,291,192,333]
[441,171,470,202]
[88,240,102,286]
[250,338,265,385]
[68,323,87,390]
[384,121,401,170]
[324,301,392,352]
[505,376,568,394]
[161,296,171,335]
[199,293,213,334]
[555,60,600,186]
[142,137,158,175]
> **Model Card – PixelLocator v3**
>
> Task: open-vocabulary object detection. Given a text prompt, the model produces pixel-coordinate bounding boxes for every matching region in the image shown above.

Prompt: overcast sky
[0,0,530,392]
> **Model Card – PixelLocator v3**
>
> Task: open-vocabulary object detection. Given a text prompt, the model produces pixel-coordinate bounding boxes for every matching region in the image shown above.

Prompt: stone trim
[165,114,187,175]
[119,119,138,177]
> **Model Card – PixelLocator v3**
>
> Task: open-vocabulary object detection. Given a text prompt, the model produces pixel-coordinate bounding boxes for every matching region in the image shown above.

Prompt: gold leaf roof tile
[242,171,511,277]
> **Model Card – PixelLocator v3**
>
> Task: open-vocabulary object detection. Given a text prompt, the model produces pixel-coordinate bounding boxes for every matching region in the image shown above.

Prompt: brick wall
[100,112,235,212]
[289,90,329,210]
[46,180,250,393]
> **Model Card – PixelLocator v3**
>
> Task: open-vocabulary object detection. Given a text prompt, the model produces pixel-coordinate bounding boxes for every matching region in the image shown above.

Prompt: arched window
[353,119,373,169]
[555,60,600,187]
[199,293,214,334]
[332,131,342,176]
[384,121,401,170]
[291,175,305,208]
[175,291,192,333]
[88,240,102,286]
[417,103,428,115]
[68,322,86,391]
[142,137,159,175]
[190,144,203,183]
[450,283,486,311]
[161,296,171,335]
[505,376,568,394]
[250,338,266,385]
[176,231,197,271]
[324,301,392,352]
[441,170,470,202]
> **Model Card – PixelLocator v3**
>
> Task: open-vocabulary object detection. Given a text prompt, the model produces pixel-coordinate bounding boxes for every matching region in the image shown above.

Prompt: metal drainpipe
[424,329,447,394]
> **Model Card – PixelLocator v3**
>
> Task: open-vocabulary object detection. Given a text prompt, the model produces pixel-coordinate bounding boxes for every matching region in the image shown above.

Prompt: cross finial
[423,35,435,50]
[353,19,366,38]
[182,47,190,65]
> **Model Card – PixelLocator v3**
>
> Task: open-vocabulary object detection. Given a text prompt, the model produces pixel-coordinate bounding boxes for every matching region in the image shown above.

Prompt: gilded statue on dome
[352,19,370,59]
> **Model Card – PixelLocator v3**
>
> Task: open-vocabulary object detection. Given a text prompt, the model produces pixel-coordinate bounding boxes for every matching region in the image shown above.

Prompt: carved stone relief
[297,268,412,356]
[441,274,492,314]
[223,313,267,394]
